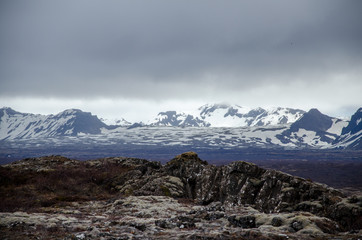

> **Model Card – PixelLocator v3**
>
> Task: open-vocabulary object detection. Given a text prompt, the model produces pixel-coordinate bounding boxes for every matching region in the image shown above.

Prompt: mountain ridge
[151,104,306,127]
[1,106,360,149]
[0,107,107,140]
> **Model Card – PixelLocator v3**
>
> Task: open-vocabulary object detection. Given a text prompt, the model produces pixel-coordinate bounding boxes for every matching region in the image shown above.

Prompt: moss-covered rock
[3,152,361,233]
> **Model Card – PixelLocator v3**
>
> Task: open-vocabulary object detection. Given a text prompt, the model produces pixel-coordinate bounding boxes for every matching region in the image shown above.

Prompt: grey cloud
[1,0,362,100]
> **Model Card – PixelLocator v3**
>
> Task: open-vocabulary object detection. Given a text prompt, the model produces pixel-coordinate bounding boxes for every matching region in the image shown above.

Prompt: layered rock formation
[112,152,361,231]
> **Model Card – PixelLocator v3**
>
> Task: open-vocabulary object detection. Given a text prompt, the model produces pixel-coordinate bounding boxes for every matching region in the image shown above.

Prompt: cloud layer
[1,0,361,116]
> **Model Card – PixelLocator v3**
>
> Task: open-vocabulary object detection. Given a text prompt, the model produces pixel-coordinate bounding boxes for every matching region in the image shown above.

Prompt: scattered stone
[290,220,304,232]
[271,216,283,227]
[228,215,256,228]
[155,219,176,229]
[0,195,360,239]
[203,212,224,221]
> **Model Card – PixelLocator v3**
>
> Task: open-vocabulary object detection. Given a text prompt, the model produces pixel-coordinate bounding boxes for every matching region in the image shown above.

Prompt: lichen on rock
[1,152,361,239]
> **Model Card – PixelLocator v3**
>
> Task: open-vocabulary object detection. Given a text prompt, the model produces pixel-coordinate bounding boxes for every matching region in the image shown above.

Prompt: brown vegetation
[0,158,129,212]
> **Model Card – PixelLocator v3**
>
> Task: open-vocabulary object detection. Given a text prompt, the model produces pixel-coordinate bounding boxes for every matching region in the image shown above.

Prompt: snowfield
[1,106,360,150]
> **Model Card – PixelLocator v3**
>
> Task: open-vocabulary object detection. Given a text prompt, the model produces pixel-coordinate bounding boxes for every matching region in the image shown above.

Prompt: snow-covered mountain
[277,108,348,147]
[98,109,350,149]
[148,104,305,127]
[0,107,108,140]
[100,117,131,126]
[149,111,209,127]
[334,108,362,149]
[1,106,360,149]
[197,104,305,127]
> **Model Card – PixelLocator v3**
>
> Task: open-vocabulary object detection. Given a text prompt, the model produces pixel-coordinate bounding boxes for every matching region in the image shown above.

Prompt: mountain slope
[198,104,305,127]
[334,108,362,149]
[289,108,333,132]
[277,109,348,147]
[0,108,108,140]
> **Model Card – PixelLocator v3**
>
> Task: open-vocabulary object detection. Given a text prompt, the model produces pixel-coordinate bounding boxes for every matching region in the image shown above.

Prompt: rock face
[1,152,361,239]
[96,152,361,231]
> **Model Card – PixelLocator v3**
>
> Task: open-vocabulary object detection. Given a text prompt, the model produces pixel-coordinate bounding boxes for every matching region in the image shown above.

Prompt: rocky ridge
[0,153,361,239]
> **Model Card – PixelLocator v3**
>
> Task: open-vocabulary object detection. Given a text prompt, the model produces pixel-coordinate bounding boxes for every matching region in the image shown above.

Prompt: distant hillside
[1,106,361,150]
[0,108,108,140]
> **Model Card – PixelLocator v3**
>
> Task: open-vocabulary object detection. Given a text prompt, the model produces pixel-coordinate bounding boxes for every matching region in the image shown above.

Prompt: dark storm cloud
[1,0,361,99]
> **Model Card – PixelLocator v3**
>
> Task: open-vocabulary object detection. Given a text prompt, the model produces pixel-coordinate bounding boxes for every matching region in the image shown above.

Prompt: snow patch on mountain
[149,111,209,127]
[260,107,305,126]
[100,117,131,126]
[197,104,305,127]
[326,119,348,136]
[199,104,249,127]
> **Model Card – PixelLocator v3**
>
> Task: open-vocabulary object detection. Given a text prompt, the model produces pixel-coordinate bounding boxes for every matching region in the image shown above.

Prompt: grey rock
[1,152,362,239]
[271,217,283,227]
[228,215,256,228]
[290,220,304,232]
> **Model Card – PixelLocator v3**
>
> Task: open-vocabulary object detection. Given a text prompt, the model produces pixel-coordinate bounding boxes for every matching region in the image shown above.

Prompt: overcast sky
[1,0,361,121]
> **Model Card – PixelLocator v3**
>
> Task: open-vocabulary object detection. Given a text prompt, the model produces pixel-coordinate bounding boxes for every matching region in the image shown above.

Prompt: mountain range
[149,104,305,127]
[0,104,361,149]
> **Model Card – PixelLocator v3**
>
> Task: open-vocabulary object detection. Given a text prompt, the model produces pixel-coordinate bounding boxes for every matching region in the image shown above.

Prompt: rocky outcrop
[1,152,361,239]
[106,152,361,231]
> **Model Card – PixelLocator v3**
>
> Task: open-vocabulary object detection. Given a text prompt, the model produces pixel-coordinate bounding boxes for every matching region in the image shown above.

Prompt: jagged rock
[1,152,361,239]
[162,153,361,231]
